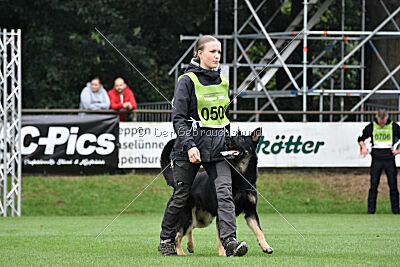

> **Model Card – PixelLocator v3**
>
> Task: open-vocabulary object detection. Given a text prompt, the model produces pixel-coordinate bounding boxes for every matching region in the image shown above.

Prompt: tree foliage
[0,0,214,108]
[1,0,399,116]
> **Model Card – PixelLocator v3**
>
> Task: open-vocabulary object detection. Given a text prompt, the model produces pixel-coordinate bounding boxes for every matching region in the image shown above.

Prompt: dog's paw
[263,247,274,254]
[177,250,186,256]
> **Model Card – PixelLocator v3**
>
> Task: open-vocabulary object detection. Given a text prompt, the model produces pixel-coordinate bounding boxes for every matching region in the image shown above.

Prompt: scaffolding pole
[180,63,362,69]
[311,6,400,91]
[381,0,400,32]
[361,0,366,122]
[237,0,268,34]
[237,0,287,63]
[260,63,361,68]
[215,0,218,36]
[0,29,22,217]
[235,38,284,122]
[233,0,238,120]
[340,0,345,120]
[247,41,337,122]
[330,78,334,122]
[369,41,400,90]
[180,31,400,40]
[380,0,400,121]
[341,63,400,122]
[170,1,400,122]
[244,0,301,91]
[303,0,308,121]
[1,29,6,217]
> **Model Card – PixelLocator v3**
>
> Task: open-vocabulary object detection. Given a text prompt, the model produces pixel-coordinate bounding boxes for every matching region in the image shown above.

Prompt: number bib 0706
[372,121,393,148]
[181,72,230,128]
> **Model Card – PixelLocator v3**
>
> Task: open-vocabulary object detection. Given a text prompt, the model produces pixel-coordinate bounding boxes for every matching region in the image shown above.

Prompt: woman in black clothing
[158,36,248,257]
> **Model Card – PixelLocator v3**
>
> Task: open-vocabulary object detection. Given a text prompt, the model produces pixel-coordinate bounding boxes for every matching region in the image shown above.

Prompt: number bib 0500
[181,72,230,128]
[373,121,393,148]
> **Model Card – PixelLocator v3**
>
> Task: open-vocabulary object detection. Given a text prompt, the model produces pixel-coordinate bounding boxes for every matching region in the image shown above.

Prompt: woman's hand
[188,147,201,163]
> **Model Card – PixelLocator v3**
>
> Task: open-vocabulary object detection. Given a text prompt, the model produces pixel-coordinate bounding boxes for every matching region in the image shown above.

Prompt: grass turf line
[0,214,399,266]
[22,171,394,216]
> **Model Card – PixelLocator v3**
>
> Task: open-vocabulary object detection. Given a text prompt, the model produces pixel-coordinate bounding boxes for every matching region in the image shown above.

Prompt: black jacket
[357,118,400,159]
[171,58,229,162]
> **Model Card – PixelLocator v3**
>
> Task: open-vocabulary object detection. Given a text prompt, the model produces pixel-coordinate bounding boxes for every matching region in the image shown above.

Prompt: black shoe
[224,238,248,257]
[367,211,375,214]
[158,239,177,256]
[393,211,400,215]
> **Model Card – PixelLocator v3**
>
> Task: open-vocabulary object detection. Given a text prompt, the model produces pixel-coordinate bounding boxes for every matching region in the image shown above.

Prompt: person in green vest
[358,109,400,214]
[158,35,248,257]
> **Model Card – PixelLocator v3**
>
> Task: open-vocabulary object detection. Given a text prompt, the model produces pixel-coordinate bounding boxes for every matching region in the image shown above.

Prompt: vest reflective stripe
[179,72,230,128]
[373,121,393,148]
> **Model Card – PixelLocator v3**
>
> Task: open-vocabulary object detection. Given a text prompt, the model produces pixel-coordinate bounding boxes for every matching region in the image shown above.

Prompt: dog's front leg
[216,221,226,256]
[186,230,194,253]
[175,232,186,255]
[245,215,274,254]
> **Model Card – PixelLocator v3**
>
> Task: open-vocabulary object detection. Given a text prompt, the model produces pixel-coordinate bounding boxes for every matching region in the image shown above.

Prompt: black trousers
[368,157,400,214]
[160,160,237,245]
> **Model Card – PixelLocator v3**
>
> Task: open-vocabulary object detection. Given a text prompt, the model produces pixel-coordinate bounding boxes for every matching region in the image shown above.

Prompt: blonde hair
[193,35,220,58]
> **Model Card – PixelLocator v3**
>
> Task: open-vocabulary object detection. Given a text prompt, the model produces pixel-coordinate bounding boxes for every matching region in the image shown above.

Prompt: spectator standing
[108,77,137,121]
[358,109,400,214]
[80,77,110,110]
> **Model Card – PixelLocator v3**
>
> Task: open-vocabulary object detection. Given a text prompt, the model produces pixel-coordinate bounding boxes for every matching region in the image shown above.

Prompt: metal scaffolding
[0,29,22,217]
[168,0,400,122]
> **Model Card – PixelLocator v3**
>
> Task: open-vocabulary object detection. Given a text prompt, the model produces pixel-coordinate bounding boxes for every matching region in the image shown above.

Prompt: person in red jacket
[107,77,137,121]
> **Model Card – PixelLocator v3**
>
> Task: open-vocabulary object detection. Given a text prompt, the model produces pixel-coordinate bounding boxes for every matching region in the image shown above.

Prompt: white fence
[118,122,394,168]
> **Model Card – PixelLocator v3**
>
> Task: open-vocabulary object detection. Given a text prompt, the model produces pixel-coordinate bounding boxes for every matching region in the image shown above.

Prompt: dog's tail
[160,138,176,188]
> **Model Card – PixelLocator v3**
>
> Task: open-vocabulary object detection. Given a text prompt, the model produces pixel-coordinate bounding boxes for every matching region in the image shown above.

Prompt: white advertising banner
[231,122,375,167]
[119,122,175,168]
[119,122,399,168]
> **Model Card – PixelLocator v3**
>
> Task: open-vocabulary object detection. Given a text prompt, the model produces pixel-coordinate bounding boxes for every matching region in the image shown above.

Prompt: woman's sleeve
[96,89,110,109]
[172,76,196,151]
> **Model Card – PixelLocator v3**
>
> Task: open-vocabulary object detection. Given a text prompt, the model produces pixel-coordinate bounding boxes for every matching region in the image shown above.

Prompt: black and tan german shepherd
[160,128,274,256]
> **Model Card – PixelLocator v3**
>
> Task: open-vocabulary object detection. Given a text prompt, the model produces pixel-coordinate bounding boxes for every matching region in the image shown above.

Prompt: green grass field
[2,171,399,266]
[21,170,395,216]
[1,213,399,266]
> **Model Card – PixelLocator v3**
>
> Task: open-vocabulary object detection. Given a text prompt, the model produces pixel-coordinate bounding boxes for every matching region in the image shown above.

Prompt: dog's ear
[225,127,230,136]
[251,127,262,143]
